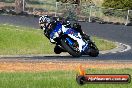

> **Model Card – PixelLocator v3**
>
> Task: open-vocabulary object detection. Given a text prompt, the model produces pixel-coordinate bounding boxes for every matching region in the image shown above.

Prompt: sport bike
[49,22,99,57]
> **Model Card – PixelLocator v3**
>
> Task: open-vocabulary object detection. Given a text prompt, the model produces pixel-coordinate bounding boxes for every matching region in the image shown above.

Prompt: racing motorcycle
[49,22,99,57]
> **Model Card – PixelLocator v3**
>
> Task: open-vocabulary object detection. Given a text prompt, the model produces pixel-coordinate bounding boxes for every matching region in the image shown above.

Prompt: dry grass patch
[0,62,132,72]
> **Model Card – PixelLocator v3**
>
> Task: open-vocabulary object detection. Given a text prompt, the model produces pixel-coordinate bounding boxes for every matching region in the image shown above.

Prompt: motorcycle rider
[39,15,89,43]
[39,15,91,54]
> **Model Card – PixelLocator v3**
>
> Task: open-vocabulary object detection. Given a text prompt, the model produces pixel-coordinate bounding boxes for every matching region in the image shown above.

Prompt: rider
[39,15,89,43]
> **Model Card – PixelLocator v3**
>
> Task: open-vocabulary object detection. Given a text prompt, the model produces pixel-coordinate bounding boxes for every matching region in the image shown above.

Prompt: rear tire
[61,38,81,57]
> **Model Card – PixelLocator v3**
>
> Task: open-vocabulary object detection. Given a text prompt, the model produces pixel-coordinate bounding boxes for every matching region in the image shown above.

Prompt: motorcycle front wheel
[88,41,99,57]
[61,38,81,57]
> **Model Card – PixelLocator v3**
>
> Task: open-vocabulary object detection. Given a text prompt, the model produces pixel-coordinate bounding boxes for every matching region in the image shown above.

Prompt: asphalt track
[0,15,132,62]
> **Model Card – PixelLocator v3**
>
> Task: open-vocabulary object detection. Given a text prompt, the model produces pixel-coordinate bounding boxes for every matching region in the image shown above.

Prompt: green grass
[0,69,131,88]
[0,24,54,55]
[93,37,116,51]
[0,24,116,55]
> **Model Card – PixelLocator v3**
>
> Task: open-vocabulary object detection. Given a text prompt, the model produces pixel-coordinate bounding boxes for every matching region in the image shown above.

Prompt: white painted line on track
[100,42,131,54]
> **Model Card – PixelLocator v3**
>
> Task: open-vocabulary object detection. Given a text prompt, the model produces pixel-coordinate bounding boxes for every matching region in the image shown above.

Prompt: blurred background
[0,0,132,25]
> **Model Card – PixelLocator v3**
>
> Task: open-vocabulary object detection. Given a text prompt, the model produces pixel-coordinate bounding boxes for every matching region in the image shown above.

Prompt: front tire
[89,49,99,57]
[88,42,99,57]
[61,38,81,57]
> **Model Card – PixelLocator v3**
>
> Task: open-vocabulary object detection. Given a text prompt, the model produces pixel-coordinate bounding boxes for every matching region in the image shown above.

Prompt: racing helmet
[39,15,51,29]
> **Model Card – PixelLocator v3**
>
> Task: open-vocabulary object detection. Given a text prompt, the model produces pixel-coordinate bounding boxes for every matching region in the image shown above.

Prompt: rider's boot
[54,45,66,54]
[54,45,62,54]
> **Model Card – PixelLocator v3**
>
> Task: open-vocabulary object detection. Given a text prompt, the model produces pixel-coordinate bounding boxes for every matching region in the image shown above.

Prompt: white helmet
[39,15,51,24]
[39,15,51,30]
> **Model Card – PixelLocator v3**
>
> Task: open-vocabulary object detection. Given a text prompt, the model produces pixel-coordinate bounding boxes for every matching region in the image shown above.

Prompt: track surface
[0,15,132,62]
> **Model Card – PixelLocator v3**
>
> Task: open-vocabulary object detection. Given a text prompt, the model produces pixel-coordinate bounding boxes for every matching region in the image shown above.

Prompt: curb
[100,42,131,54]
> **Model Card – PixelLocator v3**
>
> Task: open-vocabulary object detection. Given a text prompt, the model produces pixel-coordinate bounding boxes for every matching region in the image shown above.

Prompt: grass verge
[0,69,131,88]
[0,24,116,55]
[0,24,54,55]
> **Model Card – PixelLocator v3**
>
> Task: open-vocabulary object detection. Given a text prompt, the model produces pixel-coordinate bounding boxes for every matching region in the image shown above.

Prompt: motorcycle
[49,21,99,57]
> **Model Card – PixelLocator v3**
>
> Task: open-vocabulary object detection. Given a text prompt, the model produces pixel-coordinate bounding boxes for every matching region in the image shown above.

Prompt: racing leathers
[40,16,89,44]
